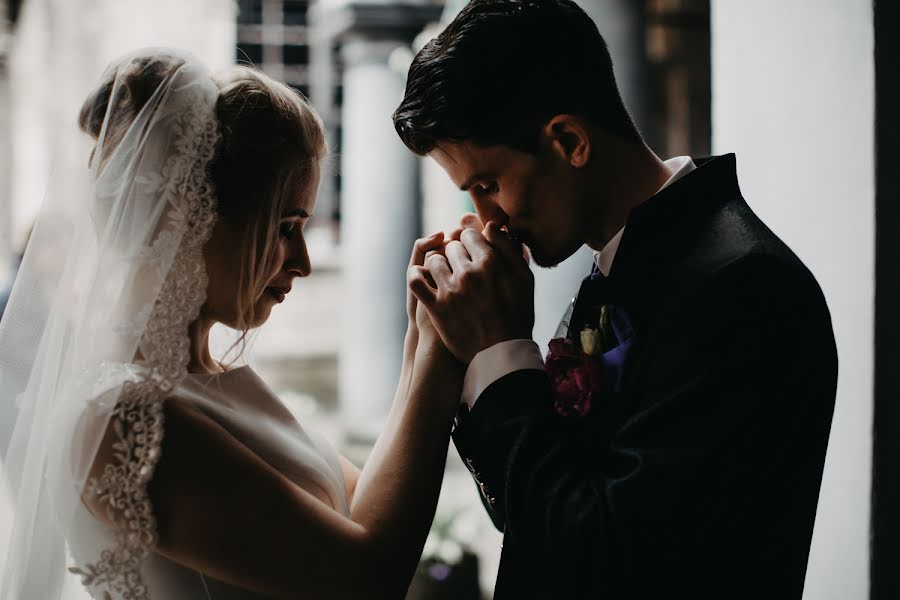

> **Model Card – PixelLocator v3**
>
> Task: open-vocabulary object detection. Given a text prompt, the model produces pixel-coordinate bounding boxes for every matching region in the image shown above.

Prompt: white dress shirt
[461,156,697,408]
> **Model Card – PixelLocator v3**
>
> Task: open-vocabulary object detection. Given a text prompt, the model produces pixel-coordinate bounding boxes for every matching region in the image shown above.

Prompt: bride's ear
[544,115,591,168]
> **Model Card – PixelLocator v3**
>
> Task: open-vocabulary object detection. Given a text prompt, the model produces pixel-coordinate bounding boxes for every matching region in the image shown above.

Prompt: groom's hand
[409,222,534,365]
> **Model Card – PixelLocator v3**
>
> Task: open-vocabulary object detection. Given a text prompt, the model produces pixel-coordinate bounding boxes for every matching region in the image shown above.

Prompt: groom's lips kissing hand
[266,284,291,303]
[498,226,532,264]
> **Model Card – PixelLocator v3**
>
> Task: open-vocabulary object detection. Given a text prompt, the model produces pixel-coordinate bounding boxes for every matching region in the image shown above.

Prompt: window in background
[237,0,341,233]
[232,0,341,431]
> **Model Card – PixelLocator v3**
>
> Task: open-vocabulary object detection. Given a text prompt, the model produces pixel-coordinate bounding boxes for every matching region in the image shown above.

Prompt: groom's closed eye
[473,182,499,195]
[458,172,493,191]
[279,222,300,240]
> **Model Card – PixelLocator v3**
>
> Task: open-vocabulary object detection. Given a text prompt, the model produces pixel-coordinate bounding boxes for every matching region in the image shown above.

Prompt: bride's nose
[287,237,312,278]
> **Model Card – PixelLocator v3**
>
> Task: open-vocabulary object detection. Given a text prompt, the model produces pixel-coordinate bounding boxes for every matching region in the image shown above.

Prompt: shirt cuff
[461,339,545,408]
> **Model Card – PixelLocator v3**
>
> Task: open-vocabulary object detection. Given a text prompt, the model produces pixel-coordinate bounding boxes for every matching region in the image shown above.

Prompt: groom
[393,0,837,598]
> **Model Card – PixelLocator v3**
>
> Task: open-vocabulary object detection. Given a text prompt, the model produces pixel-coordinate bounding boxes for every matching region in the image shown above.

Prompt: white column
[711,2,874,598]
[576,0,649,136]
[339,37,419,440]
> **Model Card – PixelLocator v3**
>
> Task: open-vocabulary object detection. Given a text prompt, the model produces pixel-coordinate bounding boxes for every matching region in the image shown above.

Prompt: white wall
[1,0,236,586]
[711,2,874,598]
[9,0,236,250]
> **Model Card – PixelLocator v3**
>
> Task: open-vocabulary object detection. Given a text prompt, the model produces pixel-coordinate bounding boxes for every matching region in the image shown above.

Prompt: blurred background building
[0,0,893,598]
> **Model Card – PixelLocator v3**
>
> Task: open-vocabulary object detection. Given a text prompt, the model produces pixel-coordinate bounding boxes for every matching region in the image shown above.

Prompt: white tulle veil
[0,47,221,599]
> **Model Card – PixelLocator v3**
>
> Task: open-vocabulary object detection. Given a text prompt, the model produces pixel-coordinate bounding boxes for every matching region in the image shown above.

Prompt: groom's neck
[584,137,671,253]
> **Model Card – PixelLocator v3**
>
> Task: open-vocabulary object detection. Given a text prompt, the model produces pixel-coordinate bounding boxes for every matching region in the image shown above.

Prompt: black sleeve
[452,255,837,596]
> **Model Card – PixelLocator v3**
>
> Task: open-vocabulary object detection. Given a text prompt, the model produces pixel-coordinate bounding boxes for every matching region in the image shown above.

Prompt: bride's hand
[413,298,443,353]
[404,232,445,367]
[414,301,464,397]
[446,212,483,244]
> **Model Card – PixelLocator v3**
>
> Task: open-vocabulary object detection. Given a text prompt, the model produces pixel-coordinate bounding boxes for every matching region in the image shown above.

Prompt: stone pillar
[339,36,418,441]
[577,0,650,139]
[0,0,10,279]
[310,0,441,444]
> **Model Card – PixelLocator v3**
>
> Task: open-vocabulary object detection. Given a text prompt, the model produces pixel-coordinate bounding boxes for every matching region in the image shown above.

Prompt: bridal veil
[0,47,221,599]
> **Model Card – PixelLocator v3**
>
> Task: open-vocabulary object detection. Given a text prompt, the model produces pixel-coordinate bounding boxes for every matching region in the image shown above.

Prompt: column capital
[310,0,443,45]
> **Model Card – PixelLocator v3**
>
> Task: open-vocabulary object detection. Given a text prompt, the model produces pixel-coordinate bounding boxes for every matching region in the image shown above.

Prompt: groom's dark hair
[392,0,641,155]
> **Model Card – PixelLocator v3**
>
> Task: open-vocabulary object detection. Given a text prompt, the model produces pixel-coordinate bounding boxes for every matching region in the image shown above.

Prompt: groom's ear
[545,115,591,168]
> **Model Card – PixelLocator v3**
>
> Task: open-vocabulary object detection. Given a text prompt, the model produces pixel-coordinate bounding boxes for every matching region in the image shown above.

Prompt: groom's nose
[471,199,507,230]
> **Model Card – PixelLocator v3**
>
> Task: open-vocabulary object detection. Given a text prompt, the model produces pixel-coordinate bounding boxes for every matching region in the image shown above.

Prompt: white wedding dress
[67,365,349,599]
[0,49,354,599]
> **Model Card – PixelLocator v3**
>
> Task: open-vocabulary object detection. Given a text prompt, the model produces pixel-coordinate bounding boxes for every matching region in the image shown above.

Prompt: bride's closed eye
[279,221,301,240]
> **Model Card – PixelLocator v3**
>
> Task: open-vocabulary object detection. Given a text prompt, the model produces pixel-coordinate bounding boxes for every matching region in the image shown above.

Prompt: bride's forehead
[283,168,319,214]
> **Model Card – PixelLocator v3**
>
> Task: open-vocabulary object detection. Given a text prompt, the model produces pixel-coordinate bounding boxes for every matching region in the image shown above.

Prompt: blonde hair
[79,55,327,353]
[209,66,326,341]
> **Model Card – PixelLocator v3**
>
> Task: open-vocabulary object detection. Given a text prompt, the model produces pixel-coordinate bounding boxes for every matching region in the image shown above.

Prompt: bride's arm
[344,298,463,569]
[161,326,457,595]
[338,232,463,573]
[82,233,461,600]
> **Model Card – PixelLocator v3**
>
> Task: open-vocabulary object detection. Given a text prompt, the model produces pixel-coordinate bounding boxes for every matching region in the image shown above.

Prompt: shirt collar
[594,155,697,277]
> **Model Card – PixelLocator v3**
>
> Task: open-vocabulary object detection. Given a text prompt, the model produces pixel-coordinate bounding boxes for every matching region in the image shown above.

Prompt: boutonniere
[545,307,615,417]
[545,336,601,417]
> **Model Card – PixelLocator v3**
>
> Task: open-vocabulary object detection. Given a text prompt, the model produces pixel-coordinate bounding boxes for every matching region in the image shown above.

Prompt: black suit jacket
[452,155,837,599]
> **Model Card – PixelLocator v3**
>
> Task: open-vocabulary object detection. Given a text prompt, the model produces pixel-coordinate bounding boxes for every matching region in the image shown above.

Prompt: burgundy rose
[545,338,602,417]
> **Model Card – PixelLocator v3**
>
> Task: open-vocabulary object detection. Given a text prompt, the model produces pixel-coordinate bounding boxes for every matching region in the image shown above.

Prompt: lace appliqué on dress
[69,84,220,600]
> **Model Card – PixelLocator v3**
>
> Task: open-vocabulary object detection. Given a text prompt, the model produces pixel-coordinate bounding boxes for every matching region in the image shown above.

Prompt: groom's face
[429,141,584,267]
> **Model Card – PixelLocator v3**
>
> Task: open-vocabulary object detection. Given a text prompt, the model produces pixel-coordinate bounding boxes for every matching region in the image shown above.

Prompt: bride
[0,48,462,599]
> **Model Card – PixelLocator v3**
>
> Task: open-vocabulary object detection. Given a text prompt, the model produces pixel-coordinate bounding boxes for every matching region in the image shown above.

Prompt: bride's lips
[266,286,290,303]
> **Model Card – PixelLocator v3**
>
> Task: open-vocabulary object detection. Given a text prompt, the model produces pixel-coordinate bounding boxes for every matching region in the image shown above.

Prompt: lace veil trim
[69,78,220,600]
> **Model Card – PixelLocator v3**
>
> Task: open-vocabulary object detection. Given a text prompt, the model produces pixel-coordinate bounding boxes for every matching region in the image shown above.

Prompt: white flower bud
[581,327,600,356]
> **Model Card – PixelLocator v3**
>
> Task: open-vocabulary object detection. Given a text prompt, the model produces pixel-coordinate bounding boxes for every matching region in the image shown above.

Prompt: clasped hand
[407,215,535,365]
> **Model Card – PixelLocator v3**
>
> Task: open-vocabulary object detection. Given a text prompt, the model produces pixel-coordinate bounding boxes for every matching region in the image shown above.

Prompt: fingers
[426,253,453,288]
[459,212,483,231]
[408,265,437,305]
[458,227,493,263]
[448,227,465,242]
[410,231,445,268]
[444,240,471,273]
[408,232,444,321]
